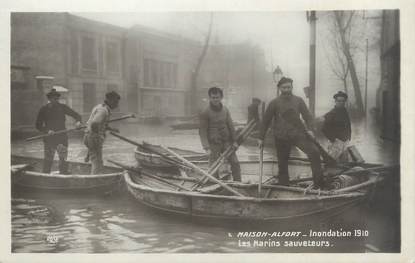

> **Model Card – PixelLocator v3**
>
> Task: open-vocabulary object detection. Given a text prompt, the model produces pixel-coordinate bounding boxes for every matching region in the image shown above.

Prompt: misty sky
[74,12,310,95]
[74,12,380,115]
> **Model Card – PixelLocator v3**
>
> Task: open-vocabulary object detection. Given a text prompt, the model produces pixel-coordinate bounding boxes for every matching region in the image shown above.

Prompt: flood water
[11,120,400,253]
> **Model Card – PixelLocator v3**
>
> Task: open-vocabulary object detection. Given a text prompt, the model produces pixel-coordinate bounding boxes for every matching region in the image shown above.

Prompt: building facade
[377,10,400,142]
[11,12,199,129]
[124,25,198,119]
[197,42,272,120]
[11,13,271,129]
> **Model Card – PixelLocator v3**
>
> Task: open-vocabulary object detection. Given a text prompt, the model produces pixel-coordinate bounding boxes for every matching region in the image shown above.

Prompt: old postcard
[1,0,414,262]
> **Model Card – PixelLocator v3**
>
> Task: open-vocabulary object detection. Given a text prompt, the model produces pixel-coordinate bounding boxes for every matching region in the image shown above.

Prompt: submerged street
[11,120,400,253]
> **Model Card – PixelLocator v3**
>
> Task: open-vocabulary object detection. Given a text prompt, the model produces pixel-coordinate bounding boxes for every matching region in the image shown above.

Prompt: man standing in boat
[321,91,352,161]
[258,77,325,188]
[247,97,262,132]
[199,87,241,181]
[84,91,121,174]
[35,88,82,174]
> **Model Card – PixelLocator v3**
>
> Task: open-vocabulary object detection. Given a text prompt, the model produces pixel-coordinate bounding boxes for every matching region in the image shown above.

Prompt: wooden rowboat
[123,162,396,223]
[11,155,123,193]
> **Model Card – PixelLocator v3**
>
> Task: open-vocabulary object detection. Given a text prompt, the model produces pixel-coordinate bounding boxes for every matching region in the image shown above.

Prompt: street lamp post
[307,10,317,117]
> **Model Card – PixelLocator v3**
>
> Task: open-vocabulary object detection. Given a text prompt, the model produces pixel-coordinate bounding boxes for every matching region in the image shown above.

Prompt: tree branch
[344,11,355,30]
[194,12,213,76]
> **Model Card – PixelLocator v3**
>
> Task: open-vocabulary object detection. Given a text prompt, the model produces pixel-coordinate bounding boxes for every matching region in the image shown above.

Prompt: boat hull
[124,171,367,223]
[11,155,123,193]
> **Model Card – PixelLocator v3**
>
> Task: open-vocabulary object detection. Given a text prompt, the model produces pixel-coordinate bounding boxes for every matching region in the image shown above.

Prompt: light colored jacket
[85,103,111,139]
[199,103,236,150]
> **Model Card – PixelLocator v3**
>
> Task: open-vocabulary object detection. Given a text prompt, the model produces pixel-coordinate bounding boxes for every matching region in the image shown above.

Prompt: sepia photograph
[5,4,410,260]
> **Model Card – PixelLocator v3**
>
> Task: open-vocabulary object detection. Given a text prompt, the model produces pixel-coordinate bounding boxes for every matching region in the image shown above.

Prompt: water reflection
[11,121,399,253]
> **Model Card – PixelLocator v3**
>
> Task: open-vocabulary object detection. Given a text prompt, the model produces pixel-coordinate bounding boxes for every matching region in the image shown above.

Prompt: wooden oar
[160,145,245,197]
[26,114,135,141]
[108,159,193,192]
[209,119,256,169]
[191,119,257,190]
[258,144,264,198]
[200,119,256,176]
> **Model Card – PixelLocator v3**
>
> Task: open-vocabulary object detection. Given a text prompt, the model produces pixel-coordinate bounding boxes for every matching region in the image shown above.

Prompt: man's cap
[333,91,348,100]
[277,77,293,87]
[105,91,121,100]
[252,97,261,103]
[46,88,61,98]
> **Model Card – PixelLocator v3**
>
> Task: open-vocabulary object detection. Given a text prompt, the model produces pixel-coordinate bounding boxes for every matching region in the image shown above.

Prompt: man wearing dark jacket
[35,88,82,174]
[199,87,241,181]
[247,97,261,131]
[322,91,351,143]
[258,77,324,188]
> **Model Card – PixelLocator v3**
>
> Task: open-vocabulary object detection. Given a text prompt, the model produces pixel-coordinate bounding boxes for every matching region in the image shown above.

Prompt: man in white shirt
[84,91,120,174]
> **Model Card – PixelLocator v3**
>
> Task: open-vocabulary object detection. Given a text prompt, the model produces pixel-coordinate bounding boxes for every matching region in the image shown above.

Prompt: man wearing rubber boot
[199,87,241,182]
[258,77,325,189]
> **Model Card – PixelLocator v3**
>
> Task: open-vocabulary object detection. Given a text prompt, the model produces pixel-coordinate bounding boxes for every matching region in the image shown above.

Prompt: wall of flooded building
[11,13,67,128]
[11,12,275,129]
[378,10,400,142]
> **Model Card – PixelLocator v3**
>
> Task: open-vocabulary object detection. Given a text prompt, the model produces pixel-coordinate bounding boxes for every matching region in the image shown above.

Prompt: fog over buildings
[12,11,388,134]
[75,11,382,115]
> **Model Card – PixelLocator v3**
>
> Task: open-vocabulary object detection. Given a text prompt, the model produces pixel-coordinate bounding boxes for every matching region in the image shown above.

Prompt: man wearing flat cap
[322,91,351,161]
[258,77,324,188]
[35,88,82,174]
[84,91,121,174]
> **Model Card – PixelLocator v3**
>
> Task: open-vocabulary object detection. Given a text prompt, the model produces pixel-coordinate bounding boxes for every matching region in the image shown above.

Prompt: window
[171,64,177,89]
[81,36,97,70]
[105,41,119,73]
[143,59,177,89]
[83,83,96,112]
[144,59,150,86]
[151,60,158,87]
[70,32,79,74]
[129,65,138,83]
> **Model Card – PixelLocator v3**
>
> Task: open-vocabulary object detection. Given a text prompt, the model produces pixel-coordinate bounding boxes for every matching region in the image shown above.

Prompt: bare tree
[332,10,365,117]
[323,27,350,97]
[190,13,213,114]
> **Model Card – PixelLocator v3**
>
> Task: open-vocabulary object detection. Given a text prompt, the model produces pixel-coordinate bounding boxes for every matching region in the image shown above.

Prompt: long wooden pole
[205,120,256,170]
[26,114,135,141]
[160,145,245,197]
[191,120,257,189]
[309,10,317,117]
[258,145,264,197]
